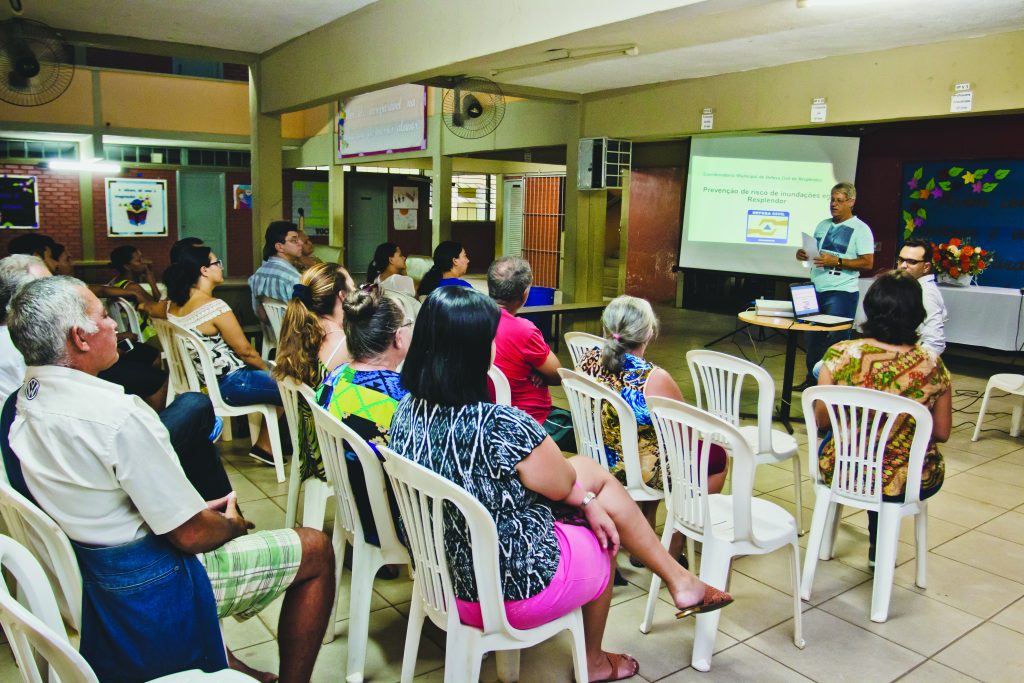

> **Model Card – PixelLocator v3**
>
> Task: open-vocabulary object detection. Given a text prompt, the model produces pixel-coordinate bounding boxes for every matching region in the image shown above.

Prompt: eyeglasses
[399,320,414,329]
[207,259,223,268]
[284,237,303,245]
[897,257,926,266]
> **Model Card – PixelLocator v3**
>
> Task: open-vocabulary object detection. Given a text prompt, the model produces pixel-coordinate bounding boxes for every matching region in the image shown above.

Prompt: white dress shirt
[0,326,26,403]
[9,365,205,546]
[918,273,948,355]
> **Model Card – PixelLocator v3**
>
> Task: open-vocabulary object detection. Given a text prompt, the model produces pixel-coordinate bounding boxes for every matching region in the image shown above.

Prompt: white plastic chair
[639,397,804,671]
[0,535,254,683]
[558,367,662,505]
[152,318,191,407]
[687,349,804,534]
[0,480,82,633]
[379,445,588,683]
[800,385,932,623]
[487,365,511,406]
[107,297,144,338]
[382,288,422,322]
[165,320,286,483]
[306,395,410,679]
[276,376,330,530]
[564,331,604,369]
[972,373,1024,441]
[258,298,287,361]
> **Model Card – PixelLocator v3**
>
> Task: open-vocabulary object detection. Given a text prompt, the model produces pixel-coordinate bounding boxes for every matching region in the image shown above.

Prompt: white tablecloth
[857,278,1024,351]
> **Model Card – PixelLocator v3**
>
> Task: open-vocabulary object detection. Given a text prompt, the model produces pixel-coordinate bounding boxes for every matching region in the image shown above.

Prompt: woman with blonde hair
[579,295,728,565]
[273,261,355,481]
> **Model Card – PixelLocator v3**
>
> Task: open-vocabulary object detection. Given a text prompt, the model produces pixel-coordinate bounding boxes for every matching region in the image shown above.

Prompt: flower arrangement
[930,238,993,279]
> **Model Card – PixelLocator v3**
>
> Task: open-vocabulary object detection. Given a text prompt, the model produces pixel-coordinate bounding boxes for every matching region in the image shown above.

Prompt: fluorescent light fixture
[47,159,122,173]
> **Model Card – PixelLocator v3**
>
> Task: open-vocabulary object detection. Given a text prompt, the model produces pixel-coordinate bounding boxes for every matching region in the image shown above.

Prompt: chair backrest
[564,332,604,369]
[275,375,307,459]
[378,445,521,638]
[487,365,511,406]
[305,387,405,554]
[0,534,93,683]
[648,396,761,546]
[382,288,421,322]
[261,299,287,348]
[163,320,228,408]
[0,481,82,632]
[557,367,654,495]
[152,318,191,399]
[106,298,143,338]
[686,349,775,452]
[802,385,934,506]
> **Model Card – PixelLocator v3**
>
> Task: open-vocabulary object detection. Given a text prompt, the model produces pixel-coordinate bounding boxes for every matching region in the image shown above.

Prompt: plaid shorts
[198,528,302,620]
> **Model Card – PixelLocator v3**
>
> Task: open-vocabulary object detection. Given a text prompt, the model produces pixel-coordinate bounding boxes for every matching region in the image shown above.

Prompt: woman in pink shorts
[388,287,733,682]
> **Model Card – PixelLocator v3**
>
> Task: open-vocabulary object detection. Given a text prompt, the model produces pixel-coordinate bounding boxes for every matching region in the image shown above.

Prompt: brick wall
[0,164,82,257]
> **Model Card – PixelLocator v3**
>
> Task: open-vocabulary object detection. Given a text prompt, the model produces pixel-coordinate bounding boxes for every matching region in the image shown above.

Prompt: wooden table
[519,302,606,351]
[738,310,853,433]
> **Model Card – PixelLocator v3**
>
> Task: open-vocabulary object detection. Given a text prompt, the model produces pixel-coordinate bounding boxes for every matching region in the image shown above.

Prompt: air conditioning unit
[577,137,631,190]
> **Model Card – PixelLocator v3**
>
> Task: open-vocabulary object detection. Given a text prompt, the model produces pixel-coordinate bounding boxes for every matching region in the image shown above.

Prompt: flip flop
[590,652,640,683]
[675,581,734,619]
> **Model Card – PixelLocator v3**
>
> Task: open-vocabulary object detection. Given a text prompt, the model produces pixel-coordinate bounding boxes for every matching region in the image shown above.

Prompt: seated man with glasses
[249,221,305,325]
[794,181,875,390]
[897,237,947,355]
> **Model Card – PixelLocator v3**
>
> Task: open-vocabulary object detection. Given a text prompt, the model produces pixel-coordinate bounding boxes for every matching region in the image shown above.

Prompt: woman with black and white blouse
[388,287,732,683]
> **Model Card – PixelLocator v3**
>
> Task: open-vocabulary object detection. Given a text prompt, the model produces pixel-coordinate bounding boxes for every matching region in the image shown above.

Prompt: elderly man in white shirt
[898,237,948,355]
[4,276,334,683]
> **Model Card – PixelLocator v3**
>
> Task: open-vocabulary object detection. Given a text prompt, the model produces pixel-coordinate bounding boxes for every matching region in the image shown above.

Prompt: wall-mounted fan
[441,76,506,139]
[0,17,74,107]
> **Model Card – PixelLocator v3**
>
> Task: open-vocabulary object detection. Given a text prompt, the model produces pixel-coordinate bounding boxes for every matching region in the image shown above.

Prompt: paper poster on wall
[393,208,417,231]
[233,184,252,209]
[105,178,168,236]
[392,186,417,209]
[0,175,40,229]
[291,181,328,230]
[337,84,427,159]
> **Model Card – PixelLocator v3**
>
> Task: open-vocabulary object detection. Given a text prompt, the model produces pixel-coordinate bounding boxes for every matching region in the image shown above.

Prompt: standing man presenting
[897,237,947,355]
[795,182,874,390]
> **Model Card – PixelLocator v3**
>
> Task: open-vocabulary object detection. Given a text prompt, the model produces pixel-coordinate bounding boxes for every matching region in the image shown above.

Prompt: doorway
[345,173,388,275]
[177,171,227,272]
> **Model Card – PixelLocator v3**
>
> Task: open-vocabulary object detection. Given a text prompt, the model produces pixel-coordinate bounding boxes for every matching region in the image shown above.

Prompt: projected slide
[678,134,860,278]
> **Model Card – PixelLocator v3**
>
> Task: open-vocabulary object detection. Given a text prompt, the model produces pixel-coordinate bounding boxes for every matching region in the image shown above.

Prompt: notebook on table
[789,283,854,326]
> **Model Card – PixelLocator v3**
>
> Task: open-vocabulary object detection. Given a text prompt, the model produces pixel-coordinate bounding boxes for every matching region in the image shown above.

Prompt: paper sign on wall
[0,175,40,229]
[810,97,827,123]
[105,178,168,236]
[700,108,714,130]
[233,184,252,209]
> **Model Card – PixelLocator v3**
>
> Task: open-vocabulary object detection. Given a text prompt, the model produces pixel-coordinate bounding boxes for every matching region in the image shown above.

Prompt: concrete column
[328,162,345,254]
[431,153,452,247]
[561,105,605,306]
[248,62,283,268]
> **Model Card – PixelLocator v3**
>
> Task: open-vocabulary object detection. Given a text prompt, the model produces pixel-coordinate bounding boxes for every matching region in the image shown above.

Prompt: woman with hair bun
[579,295,728,566]
[273,261,355,480]
[366,242,415,296]
[415,240,470,298]
[813,269,952,566]
[315,288,412,552]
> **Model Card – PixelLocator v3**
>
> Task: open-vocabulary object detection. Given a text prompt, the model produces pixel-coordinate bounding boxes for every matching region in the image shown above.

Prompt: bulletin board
[0,175,40,229]
[900,160,1022,289]
[105,178,168,236]
[292,181,329,234]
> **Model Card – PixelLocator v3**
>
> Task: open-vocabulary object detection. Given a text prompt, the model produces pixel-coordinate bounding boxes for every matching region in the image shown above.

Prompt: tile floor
[5,306,1024,682]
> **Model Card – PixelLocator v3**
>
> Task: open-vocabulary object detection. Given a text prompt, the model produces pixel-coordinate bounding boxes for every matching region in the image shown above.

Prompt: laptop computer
[789,283,854,326]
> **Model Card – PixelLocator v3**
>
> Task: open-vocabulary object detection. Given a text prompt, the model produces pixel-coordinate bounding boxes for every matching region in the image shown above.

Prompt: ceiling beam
[62,30,258,65]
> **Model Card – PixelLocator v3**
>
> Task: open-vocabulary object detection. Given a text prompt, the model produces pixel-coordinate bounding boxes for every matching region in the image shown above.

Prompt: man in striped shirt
[248,220,304,322]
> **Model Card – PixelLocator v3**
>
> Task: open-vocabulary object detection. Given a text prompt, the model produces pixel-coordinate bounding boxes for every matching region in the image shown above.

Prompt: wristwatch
[837,257,844,268]
[580,491,597,507]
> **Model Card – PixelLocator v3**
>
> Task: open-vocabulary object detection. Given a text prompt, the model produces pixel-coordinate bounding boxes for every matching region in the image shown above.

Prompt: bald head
[487,256,533,307]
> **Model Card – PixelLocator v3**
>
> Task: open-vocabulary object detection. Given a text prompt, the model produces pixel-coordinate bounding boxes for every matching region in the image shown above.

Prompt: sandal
[590,652,640,683]
[675,581,734,619]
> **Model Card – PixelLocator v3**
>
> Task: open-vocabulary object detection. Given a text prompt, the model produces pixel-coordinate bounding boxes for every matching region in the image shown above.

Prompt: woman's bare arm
[210,306,268,371]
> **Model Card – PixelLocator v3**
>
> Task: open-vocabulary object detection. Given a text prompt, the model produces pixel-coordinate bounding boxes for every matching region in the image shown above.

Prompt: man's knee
[169,391,214,416]
[294,527,334,576]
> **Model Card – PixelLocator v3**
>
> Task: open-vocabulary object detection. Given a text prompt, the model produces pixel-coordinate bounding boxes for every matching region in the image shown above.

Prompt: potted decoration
[930,238,993,286]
